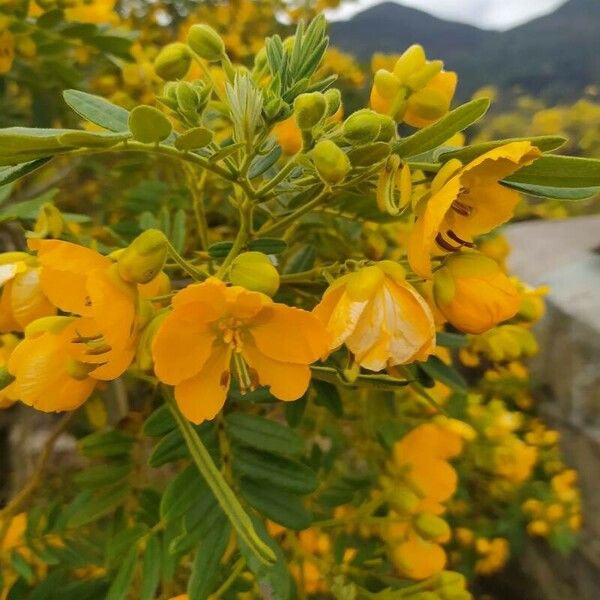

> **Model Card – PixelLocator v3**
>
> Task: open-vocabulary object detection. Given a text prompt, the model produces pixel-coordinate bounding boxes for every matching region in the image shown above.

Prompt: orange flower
[29,239,139,380]
[407,142,541,278]
[0,333,19,409]
[152,277,329,424]
[273,116,302,155]
[432,252,521,334]
[8,317,96,412]
[0,253,55,332]
[313,262,435,371]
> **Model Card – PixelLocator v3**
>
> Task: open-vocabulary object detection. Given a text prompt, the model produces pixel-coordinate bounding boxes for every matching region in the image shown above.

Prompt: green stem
[212,556,246,598]
[256,186,329,237]
[215,198,252,278]
[165,239,207,280]
[256,154,300,198]
[164,389,276,565]
[310,366,412,392]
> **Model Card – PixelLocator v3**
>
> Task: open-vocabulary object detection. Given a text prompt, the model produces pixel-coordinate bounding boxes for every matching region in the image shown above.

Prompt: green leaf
[129,105,173,144]
[504,155,600,188]
[393,98,490,158]
[171,208,186,253]
[67,484,130,528]
[73,462,132,489]
[10,550,35,584]
[347,142,390,167]
[237,516,292,600]
[501,180,600,200]
[148,429,188,467]
[248,145,282,179]
[107,525,147,567]
[240,478,312,530]
[166,392,276,565]
[208,240,234,258]
[187,519,230,600]
[106,546,137,600]
[0,159,52,187]
[78,430,135,458]
[140,535,161,600]
[174,127,213,151]
[233,448,318,494]
[436,331,469,348]
[225,413,304,457]
[313,379,343,417]
[143,403,176,437]
[63,89,130,132]
[88,34,133,60]
[420,355,467,394]
[247,237,287,254]
[439,135,567,164]
[283,244,316,274]
[160,464,207,522]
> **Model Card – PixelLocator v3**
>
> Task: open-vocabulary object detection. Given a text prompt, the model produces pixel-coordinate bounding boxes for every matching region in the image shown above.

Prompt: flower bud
[374,69,401,99]
[414,513,451,543]
[30,202,64,239]
[136,309,168,372]
[324,88,342,117]
[406,87,451,122]
[433,252,520,335]
[343,109,382,143]
[186,24,225,62]
[118,229,169,284]
[393,44,426,82]
[229,252,280,297]
[390,487,420,513]
[406,60,444,90]
[313,140,350,185]
[128,105,173,144]
[293,92,327,130]
[154,43,192,80]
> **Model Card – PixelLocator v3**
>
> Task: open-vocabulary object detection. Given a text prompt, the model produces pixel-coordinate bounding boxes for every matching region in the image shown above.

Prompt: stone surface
[505,215,600,600]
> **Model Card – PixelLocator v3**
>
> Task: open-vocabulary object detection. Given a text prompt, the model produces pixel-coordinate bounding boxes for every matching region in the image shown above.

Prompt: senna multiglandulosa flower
[370,44,457,126]
[0,252,55,333]
[0,334,19,409]
[313,261,435,371]
[8,317,97,412]
[152,277,329,424]
[29,238,141,380]
[407,142,541,278]
[433,252,521,334]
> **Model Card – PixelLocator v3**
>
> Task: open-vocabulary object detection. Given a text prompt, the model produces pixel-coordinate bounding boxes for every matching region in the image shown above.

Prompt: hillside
[329,0,600,102]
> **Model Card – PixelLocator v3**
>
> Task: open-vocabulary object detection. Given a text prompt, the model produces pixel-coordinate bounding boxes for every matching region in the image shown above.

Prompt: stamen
[447,230,475,248]
[435,232,462,252]
[85,344,112,356]
[451,200,473,216]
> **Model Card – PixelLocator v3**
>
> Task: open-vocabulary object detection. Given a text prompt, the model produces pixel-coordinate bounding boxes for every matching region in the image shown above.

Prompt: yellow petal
[243,341,311,401]
[174,344,232,424]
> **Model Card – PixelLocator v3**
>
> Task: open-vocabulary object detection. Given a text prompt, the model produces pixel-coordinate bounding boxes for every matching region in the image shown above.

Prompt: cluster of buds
[523,469,582,538]
[370,44,457,127]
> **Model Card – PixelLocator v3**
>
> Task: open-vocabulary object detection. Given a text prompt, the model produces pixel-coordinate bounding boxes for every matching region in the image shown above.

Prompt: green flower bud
[187,24,225,62]
[229,252,280,297]
[313,140,351,185]
[158,82,179,110]
[324,88,342,116]
[375,114,397,141]
[175,81,201,114]
[414,513,451,542]
[294,92,327,130]
[154,43,192,80]
[118,229,169,284]
[343,109,381,143]
[128,105,173,144]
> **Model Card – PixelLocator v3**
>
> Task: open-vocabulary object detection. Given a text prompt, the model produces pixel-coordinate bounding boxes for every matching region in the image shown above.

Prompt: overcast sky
[325,0,568,30]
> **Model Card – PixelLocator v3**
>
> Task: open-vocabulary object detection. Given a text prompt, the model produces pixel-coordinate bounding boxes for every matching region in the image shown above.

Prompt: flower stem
[164,389,276,566]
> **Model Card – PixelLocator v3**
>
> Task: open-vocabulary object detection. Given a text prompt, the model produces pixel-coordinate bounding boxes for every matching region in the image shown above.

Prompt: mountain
[329,0,600,103]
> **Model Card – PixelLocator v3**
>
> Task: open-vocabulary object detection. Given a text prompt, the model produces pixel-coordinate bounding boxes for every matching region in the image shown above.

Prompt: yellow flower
[29,239,139,380]
[403,71,458,129]
[0,253,55,333]
[8,317,96,412]
[152,277,329,424]
[474,537,509,575]
[432,252,521,335]
[0,333,19,409]
[407,142,541,278]
[313,262,435,371]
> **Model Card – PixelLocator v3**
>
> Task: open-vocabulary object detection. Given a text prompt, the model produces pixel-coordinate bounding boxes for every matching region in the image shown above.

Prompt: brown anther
[451,200,473,217]
[435,232,462,252]
[85,344,112,356]
[219,370,230,388]
[447,230,475,248]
